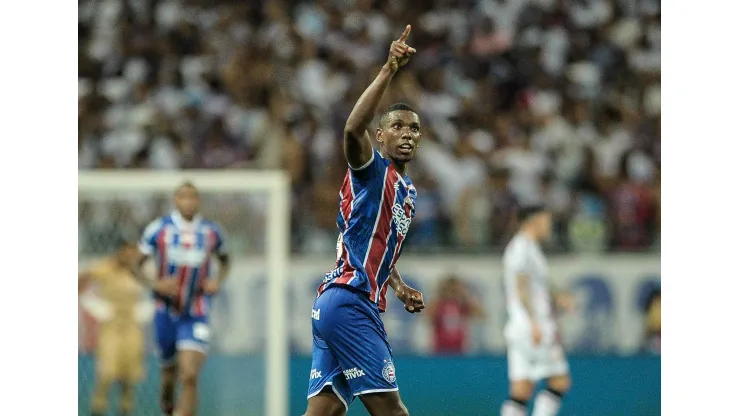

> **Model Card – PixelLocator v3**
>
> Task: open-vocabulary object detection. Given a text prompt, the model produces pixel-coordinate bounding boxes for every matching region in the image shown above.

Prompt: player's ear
[375,128,383,143]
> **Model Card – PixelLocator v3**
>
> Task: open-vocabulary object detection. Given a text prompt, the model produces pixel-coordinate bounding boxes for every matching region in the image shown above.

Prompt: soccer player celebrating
[78,237,150,416]
[305,25,425,416]
[500,206,571,416]
[132,182,230,416]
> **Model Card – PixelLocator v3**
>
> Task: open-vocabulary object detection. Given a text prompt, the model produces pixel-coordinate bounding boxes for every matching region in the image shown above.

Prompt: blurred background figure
[428,274,484,355]
[642,287,661,354]
[77,0,660,254]
[78,236,153,416]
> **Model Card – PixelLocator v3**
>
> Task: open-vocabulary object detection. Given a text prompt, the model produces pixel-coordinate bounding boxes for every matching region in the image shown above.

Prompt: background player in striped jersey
[305,25,425,416]
[131,182,230,416]
[500,206,571,416]
[78,237,149,416]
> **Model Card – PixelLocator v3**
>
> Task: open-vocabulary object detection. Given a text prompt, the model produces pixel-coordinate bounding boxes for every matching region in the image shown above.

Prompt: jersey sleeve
[505,240,530,277]
[348,149,386,182]
[139,219,162,256]
[210,223,228,255]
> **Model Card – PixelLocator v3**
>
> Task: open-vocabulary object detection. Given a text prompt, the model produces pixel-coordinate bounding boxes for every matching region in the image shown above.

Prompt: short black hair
[518,205,548,223]
[175,181,198,194]
[379,102,417,129]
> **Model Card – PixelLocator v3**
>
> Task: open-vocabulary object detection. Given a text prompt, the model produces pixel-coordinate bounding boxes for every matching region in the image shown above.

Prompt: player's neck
[387,155,408,175]
[521,227,540,243]
[177,211,197,222]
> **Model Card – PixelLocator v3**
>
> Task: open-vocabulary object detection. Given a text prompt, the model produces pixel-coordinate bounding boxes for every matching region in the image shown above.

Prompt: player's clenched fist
[386,25,416,73]
[396,284,426,314]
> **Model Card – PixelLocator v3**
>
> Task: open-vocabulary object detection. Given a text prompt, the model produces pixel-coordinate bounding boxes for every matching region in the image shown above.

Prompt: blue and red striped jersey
[318,150,417,312]
[139,211,227,317]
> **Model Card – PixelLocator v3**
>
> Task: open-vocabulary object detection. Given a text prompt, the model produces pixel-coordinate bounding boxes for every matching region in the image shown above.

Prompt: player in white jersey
[500,206,571,416]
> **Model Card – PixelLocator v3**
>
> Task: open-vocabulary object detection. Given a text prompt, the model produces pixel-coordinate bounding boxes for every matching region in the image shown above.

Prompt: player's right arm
[343,25,416,169]
[130,219,178,297]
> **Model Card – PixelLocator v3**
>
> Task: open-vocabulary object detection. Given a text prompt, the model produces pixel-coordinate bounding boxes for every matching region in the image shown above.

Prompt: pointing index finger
[398,25,411,43]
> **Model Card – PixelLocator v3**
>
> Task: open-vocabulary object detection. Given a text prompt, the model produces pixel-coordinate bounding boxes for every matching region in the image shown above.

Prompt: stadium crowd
[78,0,660,254]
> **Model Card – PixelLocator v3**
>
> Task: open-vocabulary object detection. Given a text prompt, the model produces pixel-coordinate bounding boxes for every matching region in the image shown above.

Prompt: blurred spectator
[405,169,446,247]
[428,275,484,355]
[607,153,657,250]
[642,287,661,354]
[78,0,660,255]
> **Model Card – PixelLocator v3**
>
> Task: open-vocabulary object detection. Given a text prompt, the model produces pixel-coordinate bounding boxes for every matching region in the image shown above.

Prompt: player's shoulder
[349,149,390,179]
[142,215,173,236]
[503,234,532,260]
[200,219,225,233]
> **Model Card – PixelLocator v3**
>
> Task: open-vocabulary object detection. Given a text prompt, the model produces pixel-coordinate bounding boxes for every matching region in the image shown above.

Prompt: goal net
[78,171,290,416]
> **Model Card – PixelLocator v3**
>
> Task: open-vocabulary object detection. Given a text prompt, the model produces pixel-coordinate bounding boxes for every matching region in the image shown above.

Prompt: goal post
[78,170,291,416]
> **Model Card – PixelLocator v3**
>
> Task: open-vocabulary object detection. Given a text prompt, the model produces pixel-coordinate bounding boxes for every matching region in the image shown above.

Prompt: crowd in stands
[79,0,660,254]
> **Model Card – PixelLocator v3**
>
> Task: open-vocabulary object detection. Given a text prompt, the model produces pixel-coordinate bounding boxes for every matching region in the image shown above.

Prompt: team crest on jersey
[382,360,396,383]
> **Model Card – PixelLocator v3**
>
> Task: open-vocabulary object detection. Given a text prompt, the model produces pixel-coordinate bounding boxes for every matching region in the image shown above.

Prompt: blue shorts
[307,286,398,409]
[154,309,210,366]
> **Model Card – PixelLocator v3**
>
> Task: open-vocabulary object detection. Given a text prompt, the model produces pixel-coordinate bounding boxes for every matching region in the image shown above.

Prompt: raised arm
[344,25,416,169]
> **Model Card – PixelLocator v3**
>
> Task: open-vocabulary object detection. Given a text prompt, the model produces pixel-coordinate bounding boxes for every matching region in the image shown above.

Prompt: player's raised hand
[396,284,426,314]
[387,25,417,73]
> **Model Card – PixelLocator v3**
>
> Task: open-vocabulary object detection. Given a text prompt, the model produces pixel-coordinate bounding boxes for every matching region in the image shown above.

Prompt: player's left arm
[389,267,425,313]
[551,288,576,314]
[204,224,231,295]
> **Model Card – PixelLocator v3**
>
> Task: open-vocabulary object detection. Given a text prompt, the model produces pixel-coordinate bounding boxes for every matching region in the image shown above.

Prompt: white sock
[501,399,527,416]
[532,389,562,416]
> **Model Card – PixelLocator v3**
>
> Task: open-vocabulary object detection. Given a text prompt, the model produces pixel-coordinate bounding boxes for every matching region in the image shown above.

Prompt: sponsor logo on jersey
[382,360,396,383]
[166,246,207,267]
[310,369,322,380]
[392,203,412,237]
[343,368,366,380]
[311,308,321,321]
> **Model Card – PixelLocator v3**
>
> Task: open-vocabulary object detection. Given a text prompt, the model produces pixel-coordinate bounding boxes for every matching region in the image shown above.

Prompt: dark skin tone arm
[203,253,230,295]
[388,267,425,313]
[344,25,416,169]
[128,252,231,297]
[128,254,179,297]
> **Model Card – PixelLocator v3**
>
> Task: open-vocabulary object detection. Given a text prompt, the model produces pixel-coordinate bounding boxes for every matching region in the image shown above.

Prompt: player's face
[175,186,200,219]
[377,110,422,164]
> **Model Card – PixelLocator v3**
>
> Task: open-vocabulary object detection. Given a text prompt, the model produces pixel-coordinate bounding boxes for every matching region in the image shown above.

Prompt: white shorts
[504,322,569,381]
